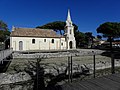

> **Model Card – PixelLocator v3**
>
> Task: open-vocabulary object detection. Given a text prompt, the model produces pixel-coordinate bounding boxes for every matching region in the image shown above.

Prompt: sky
[0,0,120,36]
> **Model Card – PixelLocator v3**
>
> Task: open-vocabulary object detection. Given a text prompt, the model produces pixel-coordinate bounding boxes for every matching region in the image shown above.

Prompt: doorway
[69,41,72,49]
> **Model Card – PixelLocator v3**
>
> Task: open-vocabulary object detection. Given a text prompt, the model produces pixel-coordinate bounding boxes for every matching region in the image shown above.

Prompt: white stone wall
[11,37,66,51]
[65,25,76,50]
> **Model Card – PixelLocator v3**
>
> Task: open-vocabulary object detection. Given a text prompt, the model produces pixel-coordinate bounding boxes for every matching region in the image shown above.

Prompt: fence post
[36,58,39,90]
[68,56,70,83]
[92,51,96,78]
[111,54,115,74]
[70,56,73,82]
[2,51,4,64]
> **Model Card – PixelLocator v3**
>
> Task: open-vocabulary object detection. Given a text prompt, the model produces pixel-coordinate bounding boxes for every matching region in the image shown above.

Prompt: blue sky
[0,0,120,36]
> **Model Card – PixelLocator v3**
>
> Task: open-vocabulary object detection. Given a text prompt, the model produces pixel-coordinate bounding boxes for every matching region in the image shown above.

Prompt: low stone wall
[13,49,105,59]
[43,59,120,76]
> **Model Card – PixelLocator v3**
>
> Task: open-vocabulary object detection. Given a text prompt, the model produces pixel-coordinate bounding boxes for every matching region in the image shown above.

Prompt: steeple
[67,9,72,22]
[65,9,76,50]
[66,9,73,26]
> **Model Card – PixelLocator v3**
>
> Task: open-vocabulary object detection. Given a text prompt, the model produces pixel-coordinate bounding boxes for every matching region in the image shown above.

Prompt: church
[10,10,76,51]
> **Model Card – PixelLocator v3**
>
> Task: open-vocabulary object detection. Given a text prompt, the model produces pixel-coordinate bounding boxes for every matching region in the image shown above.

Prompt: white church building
[10,10,76,51]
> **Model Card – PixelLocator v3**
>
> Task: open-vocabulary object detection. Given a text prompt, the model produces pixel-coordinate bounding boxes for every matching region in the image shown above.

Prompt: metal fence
[2,50,120,90]
[11,51,120,78]
[41,54,112,82]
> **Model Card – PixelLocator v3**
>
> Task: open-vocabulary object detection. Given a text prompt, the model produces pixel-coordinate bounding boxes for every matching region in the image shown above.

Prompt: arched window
[70,29,72,34]
[32,39,35,44]
[51,39,54,43]
[19,41,23,50]
[44,39,46,42]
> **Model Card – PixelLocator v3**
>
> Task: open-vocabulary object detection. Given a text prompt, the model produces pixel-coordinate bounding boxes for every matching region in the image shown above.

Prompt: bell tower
[65,9,76,50]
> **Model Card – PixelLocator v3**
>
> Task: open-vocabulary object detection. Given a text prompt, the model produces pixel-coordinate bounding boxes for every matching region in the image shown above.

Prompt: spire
[67,9,72,22]
[66,9,73,26]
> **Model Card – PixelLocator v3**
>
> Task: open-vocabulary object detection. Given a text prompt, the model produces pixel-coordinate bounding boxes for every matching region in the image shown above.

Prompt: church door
[19,41,23,50]
[69,41,72,49]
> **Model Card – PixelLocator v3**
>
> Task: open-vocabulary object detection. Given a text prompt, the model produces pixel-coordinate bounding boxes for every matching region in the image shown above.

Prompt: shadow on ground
[101,48,120,59]
[0,55,13,73]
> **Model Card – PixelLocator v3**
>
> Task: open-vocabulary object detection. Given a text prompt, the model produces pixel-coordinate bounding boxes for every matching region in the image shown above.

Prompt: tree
[75,31,86,47]
[85,32,94,48]
[36,21,78,35]
[96,22,120,50]
[97,35,102,40]
[0,20,8,31]
[97,22,120,74]
[0,20,10,42]
[97,22,120,38]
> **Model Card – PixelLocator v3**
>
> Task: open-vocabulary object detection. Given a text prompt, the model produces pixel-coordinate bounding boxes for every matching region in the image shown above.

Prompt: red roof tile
[10,27,64,38]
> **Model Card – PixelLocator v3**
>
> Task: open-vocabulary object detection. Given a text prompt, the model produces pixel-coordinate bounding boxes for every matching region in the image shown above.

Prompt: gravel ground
[7,54,112,73]
[7,49,120,75]
[6,49,120,87]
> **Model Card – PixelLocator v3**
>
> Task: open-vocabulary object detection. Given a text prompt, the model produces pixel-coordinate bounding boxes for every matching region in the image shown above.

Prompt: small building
[10,10,76,51]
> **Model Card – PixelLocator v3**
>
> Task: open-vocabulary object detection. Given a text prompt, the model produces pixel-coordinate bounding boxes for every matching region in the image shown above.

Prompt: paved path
[62,73,120,90]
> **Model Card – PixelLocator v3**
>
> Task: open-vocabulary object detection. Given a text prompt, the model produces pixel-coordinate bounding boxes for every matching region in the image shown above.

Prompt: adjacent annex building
[10,10,76,51]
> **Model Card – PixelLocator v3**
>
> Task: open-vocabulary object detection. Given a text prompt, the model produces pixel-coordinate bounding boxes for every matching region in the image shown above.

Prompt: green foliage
[85,32,94,47]
[0,20,8,31]
[75,31,86,47]
[97,35,102,40]
[97,22,120,38]
[37,21,65,35]
[0,20,10,42]
[0,30,10,42]
[36,21,78,35]
[97,22,120,50]
[85,32,92,38]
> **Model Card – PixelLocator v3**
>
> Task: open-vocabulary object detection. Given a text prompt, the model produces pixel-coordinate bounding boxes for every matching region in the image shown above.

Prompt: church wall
[60,38,67,49]
[11,37,66,51]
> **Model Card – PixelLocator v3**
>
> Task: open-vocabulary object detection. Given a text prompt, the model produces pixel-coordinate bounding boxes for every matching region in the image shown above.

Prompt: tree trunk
[60,30,62,35]
[109,36,112,52]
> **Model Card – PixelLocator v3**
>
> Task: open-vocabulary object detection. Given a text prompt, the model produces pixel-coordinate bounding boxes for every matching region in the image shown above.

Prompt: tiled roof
[10,27,64,38]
